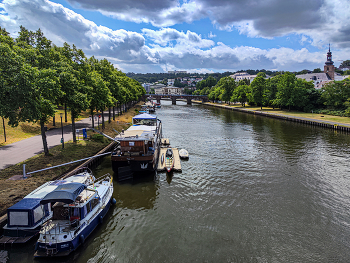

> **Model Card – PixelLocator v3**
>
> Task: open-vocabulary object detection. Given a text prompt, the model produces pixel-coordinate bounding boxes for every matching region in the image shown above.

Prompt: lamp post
[60,113,64,149]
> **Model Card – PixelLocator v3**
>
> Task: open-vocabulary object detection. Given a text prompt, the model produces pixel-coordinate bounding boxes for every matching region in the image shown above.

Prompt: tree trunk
[108,107,111,123]
[40,119,49,156]
[64,103,68,122]
[2,117,6,142]
[91,109,94,128]
[101,109,105,130]
[72,112,76,143]
[113,106,115,120]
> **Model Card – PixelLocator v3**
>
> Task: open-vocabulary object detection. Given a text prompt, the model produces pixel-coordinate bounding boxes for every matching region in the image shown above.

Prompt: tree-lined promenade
[0,26,145,156]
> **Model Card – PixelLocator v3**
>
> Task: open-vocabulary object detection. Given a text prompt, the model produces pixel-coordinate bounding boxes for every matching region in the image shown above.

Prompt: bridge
[144,94,208,105]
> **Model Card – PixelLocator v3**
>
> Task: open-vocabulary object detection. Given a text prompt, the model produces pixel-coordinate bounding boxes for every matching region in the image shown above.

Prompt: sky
[0,0,350,74]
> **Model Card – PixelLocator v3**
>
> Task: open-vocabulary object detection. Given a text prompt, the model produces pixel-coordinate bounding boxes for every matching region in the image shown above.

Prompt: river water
[3,100,350,262]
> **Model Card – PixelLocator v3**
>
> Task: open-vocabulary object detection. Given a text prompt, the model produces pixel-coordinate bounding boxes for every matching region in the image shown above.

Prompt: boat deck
[0,235,34,244]
[157,148,182,172]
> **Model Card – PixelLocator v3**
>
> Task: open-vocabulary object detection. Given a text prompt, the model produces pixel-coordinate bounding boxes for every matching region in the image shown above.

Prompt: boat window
[9,211,28,226]
[91,197,99,210]
[33,205,45,224]
[86,201,91,213]
[81,205,88,219]
[71,207,80,218]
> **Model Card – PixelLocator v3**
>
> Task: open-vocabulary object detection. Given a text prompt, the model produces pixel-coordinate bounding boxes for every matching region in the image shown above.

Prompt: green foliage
[321,80,350,110]
[340,60,350,68]
[90,134,107,143]
[0,26,145,154]
[231,85,248,106]
[250,74,266,109]
[196,76,217,90]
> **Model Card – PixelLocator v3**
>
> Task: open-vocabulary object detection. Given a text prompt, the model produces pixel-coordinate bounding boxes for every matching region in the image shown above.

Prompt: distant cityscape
[138,47,349,95]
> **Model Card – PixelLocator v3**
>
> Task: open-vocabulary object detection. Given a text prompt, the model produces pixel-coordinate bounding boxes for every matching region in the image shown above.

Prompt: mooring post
[23,164,27,179]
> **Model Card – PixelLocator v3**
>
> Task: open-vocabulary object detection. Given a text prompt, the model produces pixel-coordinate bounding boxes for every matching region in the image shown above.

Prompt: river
[2,100,350,262]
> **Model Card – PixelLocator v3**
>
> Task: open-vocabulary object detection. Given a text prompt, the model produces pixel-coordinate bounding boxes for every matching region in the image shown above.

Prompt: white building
[230,72,257,82]
[154,86,183,95]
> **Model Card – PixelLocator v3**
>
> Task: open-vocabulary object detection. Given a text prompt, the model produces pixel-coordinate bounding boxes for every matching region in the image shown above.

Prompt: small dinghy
[179,149,189,159]
[165,148,174,173]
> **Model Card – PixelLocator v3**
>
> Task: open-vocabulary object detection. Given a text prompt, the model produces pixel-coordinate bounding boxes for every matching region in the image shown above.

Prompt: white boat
[179,149,189,159]
[0,171,94,245]
[34,173,114,257]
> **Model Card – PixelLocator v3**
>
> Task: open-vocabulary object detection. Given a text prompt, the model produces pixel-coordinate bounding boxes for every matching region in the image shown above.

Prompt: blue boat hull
[34,199,112,257]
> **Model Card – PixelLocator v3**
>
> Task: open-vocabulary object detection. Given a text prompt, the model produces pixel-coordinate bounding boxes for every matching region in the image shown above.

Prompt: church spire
[325,43,333,65]
[324,43,335,80]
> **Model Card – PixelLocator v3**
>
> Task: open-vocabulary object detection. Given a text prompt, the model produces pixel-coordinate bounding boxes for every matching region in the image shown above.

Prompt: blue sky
[1,0,349,74]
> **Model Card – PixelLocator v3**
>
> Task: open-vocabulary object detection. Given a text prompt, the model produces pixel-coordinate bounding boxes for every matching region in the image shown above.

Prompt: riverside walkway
[0,115,99,171]
[198,101,350,132]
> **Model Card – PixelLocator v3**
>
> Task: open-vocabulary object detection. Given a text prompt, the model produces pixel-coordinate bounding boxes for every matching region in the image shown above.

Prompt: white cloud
[142,28,214,48]
[1,0,349,73]
[208,31,216,38]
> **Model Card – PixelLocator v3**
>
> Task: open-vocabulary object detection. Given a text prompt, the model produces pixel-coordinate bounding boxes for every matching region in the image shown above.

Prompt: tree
[54,43,89,142]
[218,77,236,104]
[321,80,350,110]
[265,75,281,109]
[340,60,350,68]
[250,73,266,109]
[231,85,248,106]
[11,27,63,155]
[86,71,114,129]
[274,72,296,110]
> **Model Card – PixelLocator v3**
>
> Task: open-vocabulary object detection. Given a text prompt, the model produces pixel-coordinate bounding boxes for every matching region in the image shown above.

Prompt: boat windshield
[133,119,156,126]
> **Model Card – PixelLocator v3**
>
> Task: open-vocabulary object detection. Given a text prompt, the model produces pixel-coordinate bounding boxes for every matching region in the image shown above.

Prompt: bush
[91,134,106,143]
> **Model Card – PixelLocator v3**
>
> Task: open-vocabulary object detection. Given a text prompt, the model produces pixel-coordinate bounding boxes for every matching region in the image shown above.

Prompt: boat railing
[95,173,112,185]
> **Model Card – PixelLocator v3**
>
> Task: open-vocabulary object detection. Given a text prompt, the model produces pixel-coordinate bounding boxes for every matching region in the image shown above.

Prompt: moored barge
[111,113,162,177]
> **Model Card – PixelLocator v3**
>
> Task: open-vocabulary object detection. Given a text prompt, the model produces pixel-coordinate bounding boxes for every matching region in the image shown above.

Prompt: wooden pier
[157,147,182,172]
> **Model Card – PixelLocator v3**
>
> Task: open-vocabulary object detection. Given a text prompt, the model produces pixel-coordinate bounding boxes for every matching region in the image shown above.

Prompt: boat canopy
[40,183,87,204]
[133,113,156,120]
[7,198,50,227]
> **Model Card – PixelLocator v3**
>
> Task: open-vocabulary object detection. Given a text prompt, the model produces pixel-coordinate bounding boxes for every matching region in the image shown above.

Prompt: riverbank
[195,101,350,132]
[0,104,141,218]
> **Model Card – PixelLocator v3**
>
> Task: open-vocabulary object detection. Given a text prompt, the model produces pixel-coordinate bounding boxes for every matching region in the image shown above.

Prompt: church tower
[324,44,335,80]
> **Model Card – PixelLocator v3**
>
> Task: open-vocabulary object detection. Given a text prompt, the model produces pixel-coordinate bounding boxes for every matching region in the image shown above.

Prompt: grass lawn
[0,109,108,147]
